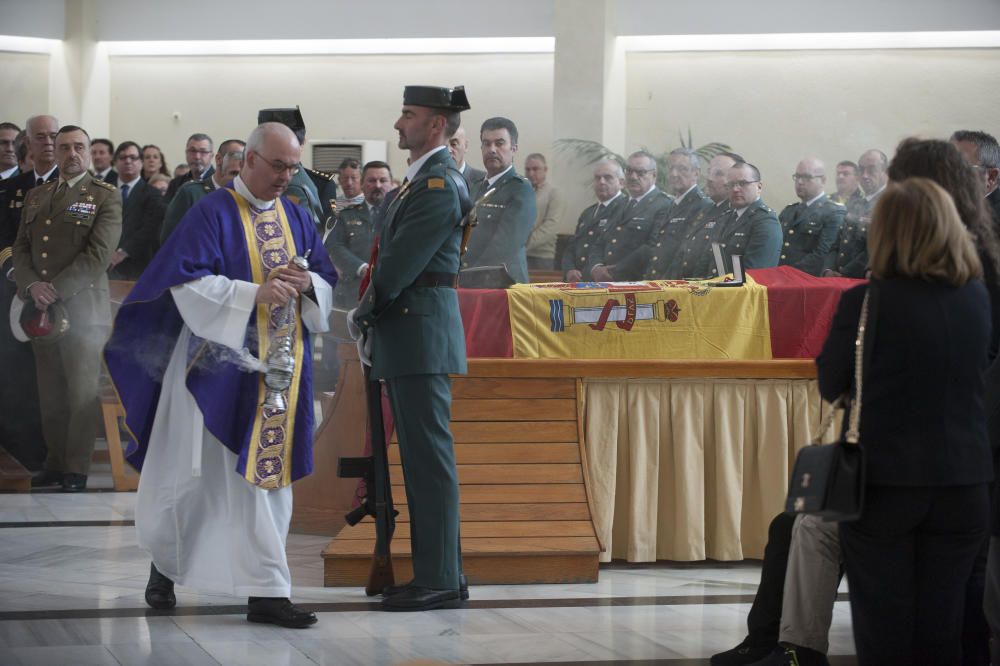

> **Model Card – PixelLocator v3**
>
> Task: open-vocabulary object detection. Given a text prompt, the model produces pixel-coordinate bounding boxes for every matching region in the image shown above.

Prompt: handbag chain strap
[844,290,870,445]
[813,290,870,445]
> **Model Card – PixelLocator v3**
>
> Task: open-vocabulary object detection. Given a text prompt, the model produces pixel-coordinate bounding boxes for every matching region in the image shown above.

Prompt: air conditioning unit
[308,140,387,172]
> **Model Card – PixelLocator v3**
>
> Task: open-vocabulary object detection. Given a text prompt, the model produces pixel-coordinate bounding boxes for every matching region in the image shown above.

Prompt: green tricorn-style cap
[402,85,470,111]
[257,107,305,133]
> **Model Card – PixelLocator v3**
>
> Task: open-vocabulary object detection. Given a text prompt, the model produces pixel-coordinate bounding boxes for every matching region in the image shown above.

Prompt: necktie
[54,182,68,200]
[625,198,638,215]
[120,184,130,201]
[35,177,43,187]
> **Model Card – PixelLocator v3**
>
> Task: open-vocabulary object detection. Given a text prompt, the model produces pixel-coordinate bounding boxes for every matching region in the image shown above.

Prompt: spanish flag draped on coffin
[507,275,772,360]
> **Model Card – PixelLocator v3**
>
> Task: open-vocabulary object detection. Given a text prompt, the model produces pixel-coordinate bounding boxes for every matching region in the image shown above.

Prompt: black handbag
[785,290,872,522]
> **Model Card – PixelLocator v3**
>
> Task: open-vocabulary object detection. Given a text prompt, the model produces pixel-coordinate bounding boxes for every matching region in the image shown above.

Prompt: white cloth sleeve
[170,276,258,350]
[301,271,333,333]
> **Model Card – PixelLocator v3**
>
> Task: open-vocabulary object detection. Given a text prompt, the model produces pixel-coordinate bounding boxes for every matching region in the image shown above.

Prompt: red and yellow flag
[507,277,772,360]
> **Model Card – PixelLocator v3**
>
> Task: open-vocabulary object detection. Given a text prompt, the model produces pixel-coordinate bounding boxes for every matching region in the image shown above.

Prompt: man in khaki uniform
[13,125,122,491]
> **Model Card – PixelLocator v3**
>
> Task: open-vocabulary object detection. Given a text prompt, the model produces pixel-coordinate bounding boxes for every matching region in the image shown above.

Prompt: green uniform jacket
[661,200,731,279]
[353,148,466,379]
[716,198,782,272]
[305,166,338,224]
[559,193,626,278]
[324,202,375,308]
[777,196,845,276]
[620,185,709,279]
[286,168,323,227]
[586,188,673,280]
[160,177,219,243]
[464,168,536,283]
[827,190,881,278]
[13,173,122,327]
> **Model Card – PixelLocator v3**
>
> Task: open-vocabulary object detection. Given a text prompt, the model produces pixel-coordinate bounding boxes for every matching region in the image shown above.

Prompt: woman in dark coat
[818,177,992,664]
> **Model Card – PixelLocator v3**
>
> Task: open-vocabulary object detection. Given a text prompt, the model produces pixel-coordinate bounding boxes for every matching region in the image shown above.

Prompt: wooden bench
[321,373,603,586]
[100,384,139,491]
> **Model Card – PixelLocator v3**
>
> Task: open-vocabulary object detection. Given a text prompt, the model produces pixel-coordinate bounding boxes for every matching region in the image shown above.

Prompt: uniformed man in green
[587,150,673,281]
[464,117,536,283]
[713,161,781,273]
[618,148,709,279]
[351,85,471,612]
[824,149,888,278]
[159,139,244,243]
[830,160,864,207]
[13,125,122,492]
[778,157,845,276]
[325,160,393,308]
[561,159,626,281]
[664,152,741,279]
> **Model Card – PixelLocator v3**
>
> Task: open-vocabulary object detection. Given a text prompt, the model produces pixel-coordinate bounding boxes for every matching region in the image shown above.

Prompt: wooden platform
[0,447,31,493]
[321,372,603,586]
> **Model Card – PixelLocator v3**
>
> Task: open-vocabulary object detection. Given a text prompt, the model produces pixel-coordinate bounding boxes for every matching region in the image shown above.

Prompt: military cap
[258,107,305,134]
[10,298,70,345]
[402,85,471,111]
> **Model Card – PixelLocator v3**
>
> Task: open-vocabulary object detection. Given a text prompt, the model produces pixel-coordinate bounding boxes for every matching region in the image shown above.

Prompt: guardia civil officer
[778,158,845,276]
[351,85,471,612]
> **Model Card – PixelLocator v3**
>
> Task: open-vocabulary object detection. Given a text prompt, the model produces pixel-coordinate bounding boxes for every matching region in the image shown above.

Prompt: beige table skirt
[583,378,837,562]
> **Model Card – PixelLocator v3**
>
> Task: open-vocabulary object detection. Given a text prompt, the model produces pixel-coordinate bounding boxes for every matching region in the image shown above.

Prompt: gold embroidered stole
[227,189,304,489]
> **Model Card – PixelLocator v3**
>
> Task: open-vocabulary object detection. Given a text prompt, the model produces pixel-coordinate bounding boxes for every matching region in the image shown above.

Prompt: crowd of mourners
[3,111,1000,663]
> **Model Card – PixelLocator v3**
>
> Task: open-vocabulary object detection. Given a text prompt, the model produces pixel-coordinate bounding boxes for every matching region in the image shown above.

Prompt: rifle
[338,367,397,596]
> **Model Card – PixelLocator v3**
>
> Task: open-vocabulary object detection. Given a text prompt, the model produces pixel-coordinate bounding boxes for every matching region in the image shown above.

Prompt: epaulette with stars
[92,179,117,191]
[305,167,336,181]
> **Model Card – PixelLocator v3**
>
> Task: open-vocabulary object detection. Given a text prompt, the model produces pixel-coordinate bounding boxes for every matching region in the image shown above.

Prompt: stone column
[49,0,110,138]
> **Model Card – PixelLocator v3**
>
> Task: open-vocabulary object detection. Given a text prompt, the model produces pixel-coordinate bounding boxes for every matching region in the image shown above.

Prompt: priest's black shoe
[380,586,463,612]
[61,473,87,492]
[144,563,176,610]
[383,574,469,600]
[247,597,317,628]
[710,636,774,665]
[30,470,64,489]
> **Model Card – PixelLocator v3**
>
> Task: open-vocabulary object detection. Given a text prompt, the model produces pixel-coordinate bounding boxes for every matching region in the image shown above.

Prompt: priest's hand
[29,282,58,311]
[255,276,298,305]
[273,263,313,293]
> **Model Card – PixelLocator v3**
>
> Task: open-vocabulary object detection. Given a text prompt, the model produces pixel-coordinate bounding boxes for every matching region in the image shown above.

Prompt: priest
[104,122,336,628]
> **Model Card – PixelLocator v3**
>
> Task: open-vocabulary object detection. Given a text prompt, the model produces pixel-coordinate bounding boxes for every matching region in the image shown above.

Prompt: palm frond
[554,139,624,167]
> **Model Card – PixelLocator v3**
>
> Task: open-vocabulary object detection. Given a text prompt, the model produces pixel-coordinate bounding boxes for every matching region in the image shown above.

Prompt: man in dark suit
[164,133,214,203]
[463,117,536,283]
[448,126,486,191]
[14,125,122,492]
[778,158,845,276]
[0,115,59,471]
[90,138,117,186]
[0,122,20,181]
[587,150,673,281]
[108,141,165,280]
[561,159,625,281]
[351,84,471,611]
[160,139,245,243]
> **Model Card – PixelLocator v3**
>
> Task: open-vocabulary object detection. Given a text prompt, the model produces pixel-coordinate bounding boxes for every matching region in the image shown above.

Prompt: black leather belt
[411,271,459,288]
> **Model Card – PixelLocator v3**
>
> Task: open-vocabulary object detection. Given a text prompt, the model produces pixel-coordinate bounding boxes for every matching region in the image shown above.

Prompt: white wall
[93,0,554,40]
[624,48,1000,208]
[0,52,50,126]
[108,53,554,177]
[615,0,1000,35]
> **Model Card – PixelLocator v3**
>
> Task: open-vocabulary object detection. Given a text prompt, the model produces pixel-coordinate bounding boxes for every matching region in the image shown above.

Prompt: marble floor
[0,473,857,665]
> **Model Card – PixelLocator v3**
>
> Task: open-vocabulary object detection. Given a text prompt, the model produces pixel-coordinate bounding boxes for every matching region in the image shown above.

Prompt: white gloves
[357,334,372,367]
[345,307,361,341]
[345,307,372,366]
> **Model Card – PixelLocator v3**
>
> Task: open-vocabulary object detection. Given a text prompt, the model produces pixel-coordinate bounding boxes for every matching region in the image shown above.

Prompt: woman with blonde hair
[817,177,992,664]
